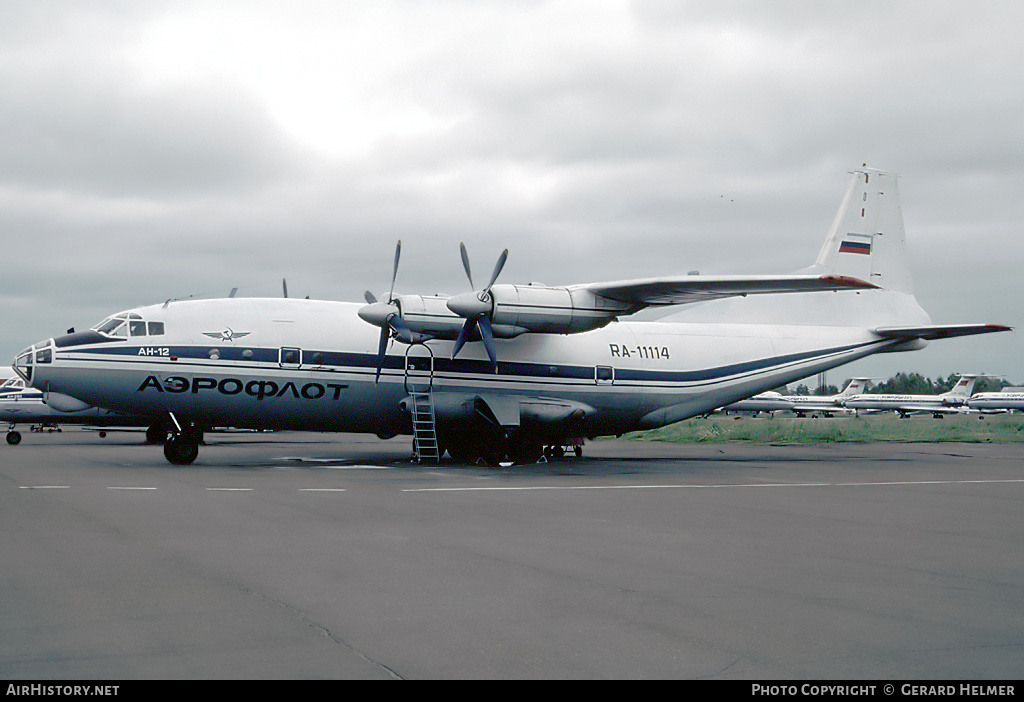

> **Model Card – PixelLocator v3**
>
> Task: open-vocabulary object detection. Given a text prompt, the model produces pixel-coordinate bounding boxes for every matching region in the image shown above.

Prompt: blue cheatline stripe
[57,339,884,387]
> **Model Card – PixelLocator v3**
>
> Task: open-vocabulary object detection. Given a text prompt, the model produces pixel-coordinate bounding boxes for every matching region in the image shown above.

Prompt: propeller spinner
[447,243,508,369]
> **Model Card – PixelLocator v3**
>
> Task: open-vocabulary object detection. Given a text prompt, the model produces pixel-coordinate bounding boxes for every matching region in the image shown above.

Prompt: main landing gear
[437,428,584,466]
[6,423,66,445]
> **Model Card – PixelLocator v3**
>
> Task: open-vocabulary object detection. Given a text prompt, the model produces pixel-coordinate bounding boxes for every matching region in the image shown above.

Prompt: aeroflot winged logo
[202,328,251,342]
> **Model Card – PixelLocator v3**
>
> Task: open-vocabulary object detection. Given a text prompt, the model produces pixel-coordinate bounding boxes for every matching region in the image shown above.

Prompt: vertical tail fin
[943,375,979,402]
[837,377,871,397]
[806,168,915,294]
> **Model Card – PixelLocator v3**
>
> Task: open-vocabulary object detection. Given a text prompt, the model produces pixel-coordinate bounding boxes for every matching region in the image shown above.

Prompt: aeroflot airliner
[968,391,1024,413]
[12,168,1010,465]
[721,377,870,417]
[843,374,983,418]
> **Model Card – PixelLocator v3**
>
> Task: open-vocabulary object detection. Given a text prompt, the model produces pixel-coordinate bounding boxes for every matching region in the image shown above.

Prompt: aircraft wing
[579,274,877,306]
[873,324,1012,340]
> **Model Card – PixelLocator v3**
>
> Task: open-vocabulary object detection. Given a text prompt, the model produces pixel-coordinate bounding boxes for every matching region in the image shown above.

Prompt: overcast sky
[2,0,1020,384]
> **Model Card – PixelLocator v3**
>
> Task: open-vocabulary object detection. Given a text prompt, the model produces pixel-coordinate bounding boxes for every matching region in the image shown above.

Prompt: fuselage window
[148,322,164,336]
[129,321,147,337]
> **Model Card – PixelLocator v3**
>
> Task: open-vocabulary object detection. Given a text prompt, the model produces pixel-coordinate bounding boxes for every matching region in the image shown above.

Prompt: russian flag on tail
[839,236,871,255]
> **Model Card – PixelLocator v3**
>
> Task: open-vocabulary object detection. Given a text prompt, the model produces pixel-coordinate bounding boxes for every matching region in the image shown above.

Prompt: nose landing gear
[162,414,203,465]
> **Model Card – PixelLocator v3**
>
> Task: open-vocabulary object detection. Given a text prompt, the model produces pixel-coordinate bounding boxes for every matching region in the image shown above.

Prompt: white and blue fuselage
[16,296,900,437]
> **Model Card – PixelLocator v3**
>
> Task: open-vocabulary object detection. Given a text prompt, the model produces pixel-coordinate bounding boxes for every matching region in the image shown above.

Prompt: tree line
[784,373,1015,397]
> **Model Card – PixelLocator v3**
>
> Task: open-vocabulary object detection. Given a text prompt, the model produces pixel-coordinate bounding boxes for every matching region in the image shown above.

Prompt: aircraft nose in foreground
[13,339,54,384]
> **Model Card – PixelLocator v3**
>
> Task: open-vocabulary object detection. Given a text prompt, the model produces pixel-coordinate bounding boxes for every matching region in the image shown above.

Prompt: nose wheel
[163,434,199,465]
[162,415,202,465]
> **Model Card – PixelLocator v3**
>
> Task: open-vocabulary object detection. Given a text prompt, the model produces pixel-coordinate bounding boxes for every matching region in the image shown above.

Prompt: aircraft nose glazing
[13,348,32,382]
[13,339,54,384]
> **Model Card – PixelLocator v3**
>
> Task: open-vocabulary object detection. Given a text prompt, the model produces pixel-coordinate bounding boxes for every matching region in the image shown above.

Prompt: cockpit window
[95,315,128,337]
[94,313,159,338]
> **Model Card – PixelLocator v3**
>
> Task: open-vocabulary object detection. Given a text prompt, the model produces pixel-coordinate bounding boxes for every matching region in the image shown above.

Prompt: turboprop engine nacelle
[447,284,635,335]
[359,293,538,342]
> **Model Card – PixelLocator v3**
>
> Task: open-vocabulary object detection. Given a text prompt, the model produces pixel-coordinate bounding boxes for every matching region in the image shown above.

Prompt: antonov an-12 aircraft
[12,168,1011,465]
[842,374,982,418]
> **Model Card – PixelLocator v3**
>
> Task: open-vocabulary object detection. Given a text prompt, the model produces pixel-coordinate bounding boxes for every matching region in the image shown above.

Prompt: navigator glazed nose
[13,339,53,385]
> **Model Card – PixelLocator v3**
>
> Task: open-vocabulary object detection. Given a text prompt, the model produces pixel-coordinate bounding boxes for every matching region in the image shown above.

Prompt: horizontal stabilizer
[873,324,1012,341]
[583,274,876,306]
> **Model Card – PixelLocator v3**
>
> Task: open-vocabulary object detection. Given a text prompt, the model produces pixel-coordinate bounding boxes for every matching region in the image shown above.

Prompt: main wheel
[508,436,543,464]
[6,431,21,446]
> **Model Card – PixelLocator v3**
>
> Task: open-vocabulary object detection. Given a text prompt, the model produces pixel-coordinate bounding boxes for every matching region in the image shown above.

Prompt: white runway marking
[108,486,158,491]
[298,488,347,492]
[205,487,254,492]
[325,465,390,470]
[19,485,69,490]
[402,478,1024,493]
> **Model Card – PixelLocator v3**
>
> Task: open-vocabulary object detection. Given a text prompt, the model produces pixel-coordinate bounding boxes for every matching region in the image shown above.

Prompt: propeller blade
[282,278,288,298]
[374,326,389,383]
[389,314,414,345]
[478,315,498,370]
[486,249,508,291]
[451,242,505,369]
[364,290,377,305]
[452,317,477,359]
[459,242,474,289]
[389,240,402,301]
[229,287,238,298]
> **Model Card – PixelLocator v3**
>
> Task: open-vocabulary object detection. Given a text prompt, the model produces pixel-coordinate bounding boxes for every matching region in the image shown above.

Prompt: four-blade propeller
[358,241,508,380]
[448,243,507,370]
[357,240,414,382]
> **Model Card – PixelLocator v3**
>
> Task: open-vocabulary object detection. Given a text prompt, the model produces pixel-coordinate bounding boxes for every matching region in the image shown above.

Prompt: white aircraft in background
[789,378,872,417]
[967,389,1024,413]
[718,390,796,415]
[842,374,983,418]
[722,377,871,417]
[12,167,1011,465]
[0,375,156,445]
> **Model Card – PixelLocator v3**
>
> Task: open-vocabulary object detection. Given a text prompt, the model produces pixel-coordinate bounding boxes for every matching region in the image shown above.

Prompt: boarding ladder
[405,345,439,464]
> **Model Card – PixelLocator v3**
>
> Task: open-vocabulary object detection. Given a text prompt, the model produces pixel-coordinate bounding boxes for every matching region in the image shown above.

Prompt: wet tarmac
[2,430,1022,679]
